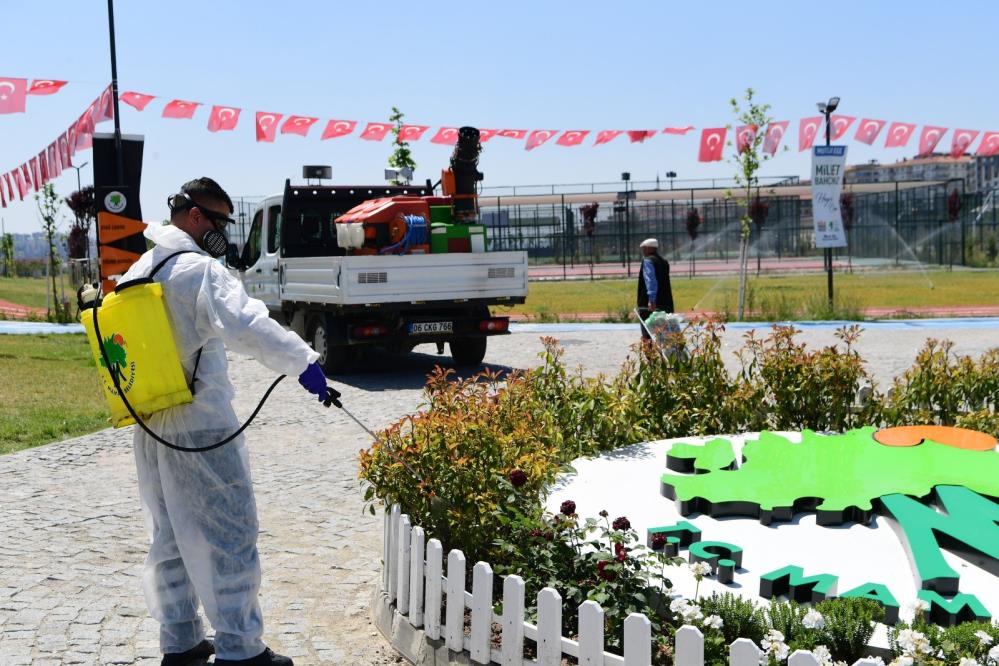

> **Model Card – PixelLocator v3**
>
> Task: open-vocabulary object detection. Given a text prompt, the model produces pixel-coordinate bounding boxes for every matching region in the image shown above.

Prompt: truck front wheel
[449,337,487,367]
[308,314,353,374]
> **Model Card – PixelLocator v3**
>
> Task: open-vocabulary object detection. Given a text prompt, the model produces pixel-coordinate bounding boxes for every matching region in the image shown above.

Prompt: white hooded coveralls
[120,223,318,659]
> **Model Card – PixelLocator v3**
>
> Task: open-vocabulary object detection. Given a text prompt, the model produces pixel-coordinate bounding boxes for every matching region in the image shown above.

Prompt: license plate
[409,321,453,335]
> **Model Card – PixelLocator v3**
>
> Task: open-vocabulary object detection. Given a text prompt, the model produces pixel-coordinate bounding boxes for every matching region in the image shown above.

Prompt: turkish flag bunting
[556,130,590,147]
[950,129,980,158]
[917,126,947,156]
[27,79,68,95]
[207,105,241,132]
[0,78,28,114]
[525,130,557,151]
[829,115,855,141]
[0,177,5,208]
[120,91,155,111]
[66,126,78,157]
[38,151,49,185]
[762,121,789,156]
[735,124,758,153]
[255,112,283,142]
[75,112,94,150]
[15,168,28,199]
[359,122,392,141]
[281,115,318,137]
[976,131,999,157]
[698,127,727,162]
[321,120,357,139]
[594,130,624,145]
[854,119,886,145]
[162,99,200,119]
[399,125,430,141]
[430,127,460,145]
[3,173,13,202]
[94,86,114,123]
[885,122,916,148]
[29,158,40,191]
[497,129,527,139]
[477,129,499,142]
[627,130,656,143]
[663,126,695,135]
[59,134,72,168]
[48,143,61,178]
[798,116,823,151]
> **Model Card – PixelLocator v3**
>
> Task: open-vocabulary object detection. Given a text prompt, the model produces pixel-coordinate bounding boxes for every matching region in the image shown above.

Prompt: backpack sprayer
[78,250,368,453]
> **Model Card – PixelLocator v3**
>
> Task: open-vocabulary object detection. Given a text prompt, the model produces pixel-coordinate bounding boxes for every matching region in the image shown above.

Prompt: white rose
[703,614,723,630]
[803,609,826,630]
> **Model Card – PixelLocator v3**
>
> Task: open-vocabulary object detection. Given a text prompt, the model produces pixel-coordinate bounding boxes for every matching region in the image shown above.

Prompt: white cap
[640,238,658,248]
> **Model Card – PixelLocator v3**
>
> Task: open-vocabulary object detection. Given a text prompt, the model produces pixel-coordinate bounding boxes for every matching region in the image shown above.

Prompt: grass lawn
[0,334,109,454]
[500,270,999,319]
[0,276,54,309]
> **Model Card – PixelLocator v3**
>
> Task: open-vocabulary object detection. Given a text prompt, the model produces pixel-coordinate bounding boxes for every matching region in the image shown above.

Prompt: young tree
[729,88,775,320]
[36,183,67,322]
[0,232,14,277]
[65,185,96,261]
[387,106,417,185]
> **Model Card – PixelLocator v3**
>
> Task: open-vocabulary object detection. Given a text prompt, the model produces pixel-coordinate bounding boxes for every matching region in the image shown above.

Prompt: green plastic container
[429,206,453,224]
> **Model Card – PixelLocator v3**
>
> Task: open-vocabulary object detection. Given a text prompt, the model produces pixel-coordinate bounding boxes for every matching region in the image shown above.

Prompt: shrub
[890,618,999,665]
[700,592,767,646]
[813,597,880,663]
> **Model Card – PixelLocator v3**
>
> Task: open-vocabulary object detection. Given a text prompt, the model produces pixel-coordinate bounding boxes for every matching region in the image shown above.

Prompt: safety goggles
[167,192,234,229]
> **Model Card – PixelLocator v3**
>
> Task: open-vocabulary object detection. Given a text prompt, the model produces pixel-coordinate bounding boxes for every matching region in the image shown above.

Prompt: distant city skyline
[3,0,999,233]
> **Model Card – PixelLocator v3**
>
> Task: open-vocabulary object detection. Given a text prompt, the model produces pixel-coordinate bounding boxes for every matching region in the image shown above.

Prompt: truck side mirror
[225,243,242,270]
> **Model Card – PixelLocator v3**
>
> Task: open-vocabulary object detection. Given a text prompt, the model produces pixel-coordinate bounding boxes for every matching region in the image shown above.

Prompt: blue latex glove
[298,362,328,402]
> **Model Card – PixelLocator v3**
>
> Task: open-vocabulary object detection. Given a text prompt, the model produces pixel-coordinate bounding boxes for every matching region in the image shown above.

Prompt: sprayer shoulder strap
[146,249,205,394]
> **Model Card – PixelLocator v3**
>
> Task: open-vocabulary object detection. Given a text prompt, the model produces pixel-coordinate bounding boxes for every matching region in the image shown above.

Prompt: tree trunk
[737,233,750,320]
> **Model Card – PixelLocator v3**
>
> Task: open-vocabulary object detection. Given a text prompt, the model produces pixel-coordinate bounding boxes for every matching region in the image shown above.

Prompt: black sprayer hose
[92,303,290,453]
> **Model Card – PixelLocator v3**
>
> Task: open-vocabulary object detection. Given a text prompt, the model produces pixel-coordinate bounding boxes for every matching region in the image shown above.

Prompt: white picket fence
[381,505,883,666]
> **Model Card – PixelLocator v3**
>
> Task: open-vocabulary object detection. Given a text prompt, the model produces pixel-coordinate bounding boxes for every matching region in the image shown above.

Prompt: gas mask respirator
[167,192,232,258]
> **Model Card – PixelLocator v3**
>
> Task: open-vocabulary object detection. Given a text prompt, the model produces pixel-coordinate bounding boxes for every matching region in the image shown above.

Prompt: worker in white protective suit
[119,178,329,666]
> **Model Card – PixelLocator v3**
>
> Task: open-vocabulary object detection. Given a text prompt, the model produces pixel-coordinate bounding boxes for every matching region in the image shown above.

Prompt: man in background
[636,238,674,339]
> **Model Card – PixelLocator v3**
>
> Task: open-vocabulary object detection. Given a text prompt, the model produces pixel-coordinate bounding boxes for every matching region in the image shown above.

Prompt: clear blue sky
[2,0,998,233]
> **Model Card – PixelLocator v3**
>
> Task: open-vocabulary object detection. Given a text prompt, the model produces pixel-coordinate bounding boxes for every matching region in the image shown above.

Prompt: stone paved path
[1,325,996,664]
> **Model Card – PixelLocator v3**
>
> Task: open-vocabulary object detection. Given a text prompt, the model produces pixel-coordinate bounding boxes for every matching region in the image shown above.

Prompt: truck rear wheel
[308,314,353,374]
[449,337,487,367]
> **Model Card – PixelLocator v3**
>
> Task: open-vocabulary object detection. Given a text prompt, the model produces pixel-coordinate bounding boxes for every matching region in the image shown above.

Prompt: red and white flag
[762,121,789,156]
[627,130,656,143]
[917,126,947,156]
[556,130,589,147]
[594,130,624,145]
[735,124,757,153]
[0,77,27,114]
[3,173,13,202]
[27,79,67,96]
[281,115,318,137]
[497,129,527,139]
[255,112,283,142]
[663,126,695,135]
[15,168,29,199]
[76,111,95,150]
[162,99,200,119]
[885,122,916,148]
[359,122,392,141]
[38,151,49,185]
[120,91,155,111]
[65,126,78,157]
[399,125,430,141]
[430,127,460,145]
[525,130,557,151]
[94,86,114,123]
[698,127,727,162]
[29,158,41,191]
[0,177,5,208]
[950,129,980,158]
[59,133,72,168]
[799,116,823,151]
[321,120,357,139]
[47,143,61,178]
[477,129,499,142]
[854,119,886,145]
[829,115,856,141]
[207,106,241,132]
[976,131,999,157]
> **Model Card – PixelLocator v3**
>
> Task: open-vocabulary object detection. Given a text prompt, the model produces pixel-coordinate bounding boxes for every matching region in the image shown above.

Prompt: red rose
[560,500,576,516]
[508,469,527,488]
[612,516,631,531]
[614,542,627,562]
[597,560,616,581]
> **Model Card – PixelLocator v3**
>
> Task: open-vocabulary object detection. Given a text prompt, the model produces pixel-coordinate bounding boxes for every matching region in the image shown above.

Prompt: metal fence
[478,182,999,272]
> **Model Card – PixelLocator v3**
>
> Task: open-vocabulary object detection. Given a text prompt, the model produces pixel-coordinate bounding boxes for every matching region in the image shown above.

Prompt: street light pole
[70,162,89,193]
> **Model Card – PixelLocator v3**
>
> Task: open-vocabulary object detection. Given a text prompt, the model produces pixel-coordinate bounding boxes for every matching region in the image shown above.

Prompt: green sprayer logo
[99,333,136,395]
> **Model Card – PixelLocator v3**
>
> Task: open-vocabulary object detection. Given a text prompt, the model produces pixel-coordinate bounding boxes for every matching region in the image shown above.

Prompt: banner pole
[106,0,124,186]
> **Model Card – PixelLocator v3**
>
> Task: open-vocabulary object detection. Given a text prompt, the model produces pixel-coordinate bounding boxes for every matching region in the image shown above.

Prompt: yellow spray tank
[80,251,194,427]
